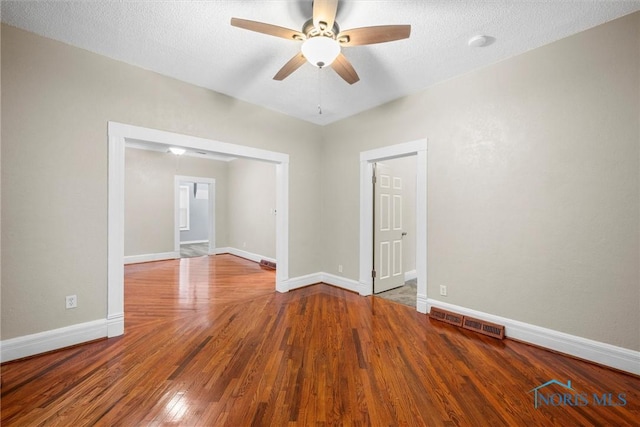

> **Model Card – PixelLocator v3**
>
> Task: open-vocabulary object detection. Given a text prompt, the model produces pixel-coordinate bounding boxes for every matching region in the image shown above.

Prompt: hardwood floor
[2,254,639,426]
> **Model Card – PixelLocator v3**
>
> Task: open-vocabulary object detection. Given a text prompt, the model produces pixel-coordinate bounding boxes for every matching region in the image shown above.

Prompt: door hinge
[372,270,376,278]
[372,175,377,184]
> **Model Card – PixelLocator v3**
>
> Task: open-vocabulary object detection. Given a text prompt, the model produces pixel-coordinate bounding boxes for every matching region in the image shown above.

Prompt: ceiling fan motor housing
[302,18,339,39]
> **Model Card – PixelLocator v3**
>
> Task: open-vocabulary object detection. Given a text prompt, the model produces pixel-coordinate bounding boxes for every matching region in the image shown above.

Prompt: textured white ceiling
[2,1,639,125]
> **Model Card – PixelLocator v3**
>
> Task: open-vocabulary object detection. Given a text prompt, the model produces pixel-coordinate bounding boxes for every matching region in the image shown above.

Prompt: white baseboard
[320,273,362,294]
[426,299,640,376]
[285,273,324,291]
[221,247,276,264]
[0,319,108,363]
[180,240,208,245]
[107,313,125,337]
[284,272,362,294]
[416,293,428,314]
[124,251,179,264]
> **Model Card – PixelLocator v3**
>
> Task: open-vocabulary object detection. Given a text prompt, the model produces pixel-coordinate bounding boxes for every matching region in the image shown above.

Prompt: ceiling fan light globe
[301,36,340,67]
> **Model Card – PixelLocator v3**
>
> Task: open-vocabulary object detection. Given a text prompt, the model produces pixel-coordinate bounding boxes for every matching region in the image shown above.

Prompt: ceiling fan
[230,0,411,84]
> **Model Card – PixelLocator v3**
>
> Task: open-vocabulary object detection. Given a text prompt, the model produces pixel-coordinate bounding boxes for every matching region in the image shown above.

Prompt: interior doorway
[359,139,428,313]
[174,176,215,258]
[108,122,290,339]
[373,157,417,306]
[373,161,404,293]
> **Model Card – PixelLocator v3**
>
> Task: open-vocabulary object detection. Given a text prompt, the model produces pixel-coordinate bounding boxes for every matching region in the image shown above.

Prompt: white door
[373,162,405,293]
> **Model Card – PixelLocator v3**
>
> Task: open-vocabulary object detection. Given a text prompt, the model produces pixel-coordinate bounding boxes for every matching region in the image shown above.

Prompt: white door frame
[108,122,290,338]
[359,139,428,313]
[174,176,216,255]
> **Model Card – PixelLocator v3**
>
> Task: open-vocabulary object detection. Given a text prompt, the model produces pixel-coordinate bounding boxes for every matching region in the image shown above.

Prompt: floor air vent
[429,308,506,340]
[259,260,276,270]
[462,316,505,340]
[429,307,463,327]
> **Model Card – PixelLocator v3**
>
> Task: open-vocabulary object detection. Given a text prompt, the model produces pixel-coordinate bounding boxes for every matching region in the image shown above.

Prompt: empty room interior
[1,1,639,425]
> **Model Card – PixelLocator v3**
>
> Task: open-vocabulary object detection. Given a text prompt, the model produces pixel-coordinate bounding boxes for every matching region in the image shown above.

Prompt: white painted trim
[125,140,236,162]
[107,313,124,338]
[111,122,287,163]
[285,273,324,291]
[0,319,108,363]
[359,139,428,313]
[224,247,277,265]
[415,149,428,314]
[359,160,374,296]
[284,272,362,294]
[124,251,179,265]
[321,273,362,294]
[359,140,427,163]
[181,240,208,245]
[275,161,290,293]
[416,294,428,314]
[108,135,125,336]
[426,299,640,376]
[108,122,291,340]
[174,175,216,255]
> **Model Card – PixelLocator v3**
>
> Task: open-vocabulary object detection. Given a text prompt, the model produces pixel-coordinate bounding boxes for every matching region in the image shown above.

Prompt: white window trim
[179,184,190,231]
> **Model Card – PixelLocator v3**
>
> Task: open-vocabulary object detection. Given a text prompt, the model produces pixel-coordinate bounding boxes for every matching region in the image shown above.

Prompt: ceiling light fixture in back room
[230,0,411,85]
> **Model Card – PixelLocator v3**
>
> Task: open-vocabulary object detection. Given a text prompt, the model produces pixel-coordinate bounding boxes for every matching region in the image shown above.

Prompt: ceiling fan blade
[337,25,411,46]
[331,53,360,85]
[273,52,307,81]
[231,18,305,41]
[313,0,338,31]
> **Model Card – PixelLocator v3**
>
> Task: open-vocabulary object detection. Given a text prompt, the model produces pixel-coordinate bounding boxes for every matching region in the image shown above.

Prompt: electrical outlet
[439,285,447,296]
[338,264,343,273]
[65,295,78,309]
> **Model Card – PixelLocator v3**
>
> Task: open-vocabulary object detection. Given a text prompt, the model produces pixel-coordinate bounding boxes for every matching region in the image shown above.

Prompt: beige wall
[322,13,640,350]
[1,24,323,340]
[228,158,277,259]
[124,148,230,256]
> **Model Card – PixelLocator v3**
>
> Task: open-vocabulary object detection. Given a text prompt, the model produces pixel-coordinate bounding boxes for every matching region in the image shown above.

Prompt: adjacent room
[124,144,277,265]
[1,1,639,425]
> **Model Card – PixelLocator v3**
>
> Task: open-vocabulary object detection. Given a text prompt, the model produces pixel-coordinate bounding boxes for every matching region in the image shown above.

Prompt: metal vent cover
[462,316,505,340]
[429,307,463,327]
[259,260,276,270]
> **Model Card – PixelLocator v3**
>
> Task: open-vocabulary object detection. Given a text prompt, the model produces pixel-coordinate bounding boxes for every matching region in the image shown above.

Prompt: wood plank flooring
[2,254,639,426]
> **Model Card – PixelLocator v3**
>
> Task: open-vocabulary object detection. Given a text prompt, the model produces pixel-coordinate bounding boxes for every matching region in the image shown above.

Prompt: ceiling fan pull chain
[317,67,323,115]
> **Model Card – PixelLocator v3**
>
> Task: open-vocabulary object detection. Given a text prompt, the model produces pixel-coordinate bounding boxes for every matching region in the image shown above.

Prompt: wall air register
[429,307,505,340]
[259,259,276,270]
[428,307,463,327]
[462,316,505,339]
